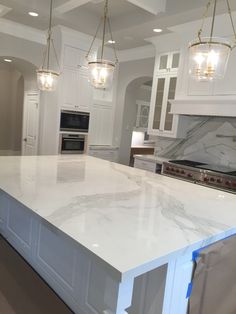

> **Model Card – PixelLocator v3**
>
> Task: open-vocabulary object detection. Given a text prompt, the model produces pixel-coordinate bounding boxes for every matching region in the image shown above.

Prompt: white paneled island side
[0,155,236,314]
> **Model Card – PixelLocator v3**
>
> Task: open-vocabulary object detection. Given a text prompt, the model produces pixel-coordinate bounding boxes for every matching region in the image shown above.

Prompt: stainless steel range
[162,160,236,194]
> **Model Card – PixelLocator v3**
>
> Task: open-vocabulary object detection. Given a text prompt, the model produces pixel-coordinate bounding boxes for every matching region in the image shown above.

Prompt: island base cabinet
[0,189,197,314]
[0,192,9,236]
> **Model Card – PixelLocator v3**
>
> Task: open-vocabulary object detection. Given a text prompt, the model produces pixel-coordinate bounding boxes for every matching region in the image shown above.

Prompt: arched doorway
[119,76,153,166]
[0,57,39,155]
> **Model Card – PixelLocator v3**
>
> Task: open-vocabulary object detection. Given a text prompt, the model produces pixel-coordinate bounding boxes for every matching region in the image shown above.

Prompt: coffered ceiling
[0,0,235,50]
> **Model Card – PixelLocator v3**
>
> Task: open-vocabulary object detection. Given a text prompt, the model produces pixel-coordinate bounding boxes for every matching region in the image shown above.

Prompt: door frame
[22,91,40,156]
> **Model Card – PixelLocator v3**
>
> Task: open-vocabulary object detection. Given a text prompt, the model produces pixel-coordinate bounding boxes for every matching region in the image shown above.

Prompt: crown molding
[0,18,46,45]
[117,44,155,63]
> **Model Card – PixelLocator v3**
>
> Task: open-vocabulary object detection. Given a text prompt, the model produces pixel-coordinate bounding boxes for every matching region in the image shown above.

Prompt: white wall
[136,85,152,102]
[113,58,155,149]
[113,58,155,165]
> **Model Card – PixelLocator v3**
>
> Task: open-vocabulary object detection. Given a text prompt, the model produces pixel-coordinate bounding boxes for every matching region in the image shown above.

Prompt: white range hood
[170,99,236,117]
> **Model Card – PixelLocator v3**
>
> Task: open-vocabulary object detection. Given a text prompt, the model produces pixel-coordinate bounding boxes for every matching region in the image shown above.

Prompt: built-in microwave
[60,133,87,154]
[60,110,90,133]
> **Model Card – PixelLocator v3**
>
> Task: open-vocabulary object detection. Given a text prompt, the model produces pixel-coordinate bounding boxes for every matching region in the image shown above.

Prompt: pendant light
[37,0,60,91]
[86,0,118,89]
[189,0,236,81]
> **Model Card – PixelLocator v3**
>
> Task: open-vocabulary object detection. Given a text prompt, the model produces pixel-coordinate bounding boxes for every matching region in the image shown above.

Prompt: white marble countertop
[134,154,169,164]
[0,155,236,278]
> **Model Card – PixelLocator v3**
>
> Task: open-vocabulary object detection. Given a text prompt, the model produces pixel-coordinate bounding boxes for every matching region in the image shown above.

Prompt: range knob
[225,181,231,186]
[187,173,193,178]
[181,170,185,175]
[204,177,209,182]
[217,178,223,184]
[210,177,215,182]
[175,169,180,173]
[232,182,236,188]
[166,166,170,171]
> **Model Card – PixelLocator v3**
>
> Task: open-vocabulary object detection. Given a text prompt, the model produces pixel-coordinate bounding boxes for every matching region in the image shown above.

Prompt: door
[22,91,40,156]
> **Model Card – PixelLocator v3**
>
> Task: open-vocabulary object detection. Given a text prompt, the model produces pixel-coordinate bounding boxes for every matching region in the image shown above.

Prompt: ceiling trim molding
[0,18,46,45]
[0,4,12,17]
[127,0,166,15]
[55,0,91,15]
[117,44,155,62]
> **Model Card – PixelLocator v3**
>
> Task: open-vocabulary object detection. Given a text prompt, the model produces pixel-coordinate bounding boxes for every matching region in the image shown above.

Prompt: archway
[119,76,153,166]
[0,57,38,155]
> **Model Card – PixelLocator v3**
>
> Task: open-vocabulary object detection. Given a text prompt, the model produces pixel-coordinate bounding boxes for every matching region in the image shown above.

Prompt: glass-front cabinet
[148,51,180,138]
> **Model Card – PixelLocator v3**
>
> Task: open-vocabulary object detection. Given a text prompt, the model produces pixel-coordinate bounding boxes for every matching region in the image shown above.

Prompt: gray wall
[0,65,24,153]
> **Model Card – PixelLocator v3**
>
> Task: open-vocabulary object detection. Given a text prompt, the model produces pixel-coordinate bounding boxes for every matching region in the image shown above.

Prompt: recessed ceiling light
[4,59,12,63]
[108,40,116,44]
[28,11,39,17]
[153,28,163,33]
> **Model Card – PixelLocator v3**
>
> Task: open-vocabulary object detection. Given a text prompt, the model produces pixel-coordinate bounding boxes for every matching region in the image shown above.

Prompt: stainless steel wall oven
[60,110,90,133]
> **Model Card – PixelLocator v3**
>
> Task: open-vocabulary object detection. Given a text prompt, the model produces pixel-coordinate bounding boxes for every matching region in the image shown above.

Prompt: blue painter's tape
[192,250,200,262]
[186,282,193,299]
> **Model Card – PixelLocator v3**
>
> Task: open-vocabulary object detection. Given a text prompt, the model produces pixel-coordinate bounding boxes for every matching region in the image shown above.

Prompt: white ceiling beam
[55,0,91,15]
[127,0,166,15]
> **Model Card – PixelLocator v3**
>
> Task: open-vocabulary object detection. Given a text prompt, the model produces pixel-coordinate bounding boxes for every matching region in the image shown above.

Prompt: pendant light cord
[210,0,217,41]
[226,0,236,46]
[198,0,213,42]
[86,0,118,64]
[101,0,108,61]
[47,0,53,70]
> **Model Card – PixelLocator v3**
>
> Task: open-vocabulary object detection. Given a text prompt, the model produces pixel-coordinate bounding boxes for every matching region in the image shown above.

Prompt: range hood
[170,99,236,117]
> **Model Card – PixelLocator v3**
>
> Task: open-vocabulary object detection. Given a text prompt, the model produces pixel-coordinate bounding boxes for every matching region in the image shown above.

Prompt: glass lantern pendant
[189,0,236,81]
[86,0,118,89]
[37,0,60,91]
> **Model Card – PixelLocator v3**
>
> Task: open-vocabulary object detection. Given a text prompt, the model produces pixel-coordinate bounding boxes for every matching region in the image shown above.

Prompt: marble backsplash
[155,117,236,169]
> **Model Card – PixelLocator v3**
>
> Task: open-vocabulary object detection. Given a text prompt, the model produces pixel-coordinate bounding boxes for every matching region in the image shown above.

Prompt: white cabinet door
[62,46,92,113]
[35,223,78,298]
[162,76,177,133]
[148,73,179,138]
[77,68,93,112]
[149,75,167,132]
[89,105,113,145]
[62,68,77,110]
[64,45,87,69]
[157,52,180,75]
[6,200,34,259]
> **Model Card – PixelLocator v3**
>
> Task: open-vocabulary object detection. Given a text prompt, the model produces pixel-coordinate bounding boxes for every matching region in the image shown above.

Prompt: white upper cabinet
[63,45,87,69]
[148,51,186,138]
[61,45,92,112]
[158,52,180,74]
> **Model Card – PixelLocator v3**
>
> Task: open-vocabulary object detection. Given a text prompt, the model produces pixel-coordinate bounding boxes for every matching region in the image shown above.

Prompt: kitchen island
[0,155,236,314]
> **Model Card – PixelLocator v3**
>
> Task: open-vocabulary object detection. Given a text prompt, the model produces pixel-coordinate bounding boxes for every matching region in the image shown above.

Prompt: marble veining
[155,117,236,168]
[0,155,236,276]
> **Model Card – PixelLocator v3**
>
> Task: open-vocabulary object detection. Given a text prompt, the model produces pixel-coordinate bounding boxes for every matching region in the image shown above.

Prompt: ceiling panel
[0,0,234,49]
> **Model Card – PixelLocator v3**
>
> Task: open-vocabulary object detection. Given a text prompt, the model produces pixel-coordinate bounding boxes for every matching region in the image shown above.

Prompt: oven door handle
[63,139,84,142]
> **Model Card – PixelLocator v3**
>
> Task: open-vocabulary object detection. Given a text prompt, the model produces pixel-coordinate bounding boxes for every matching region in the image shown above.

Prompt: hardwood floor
[0,236,73,314]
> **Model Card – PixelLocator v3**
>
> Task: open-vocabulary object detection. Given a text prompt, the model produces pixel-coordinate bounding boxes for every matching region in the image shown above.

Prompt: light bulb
[189,37,231,80]
[88,61,115,89]
[37,70,59,91]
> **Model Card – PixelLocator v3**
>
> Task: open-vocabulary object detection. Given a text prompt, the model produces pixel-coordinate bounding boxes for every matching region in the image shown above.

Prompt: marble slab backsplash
[155,117,236,169]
